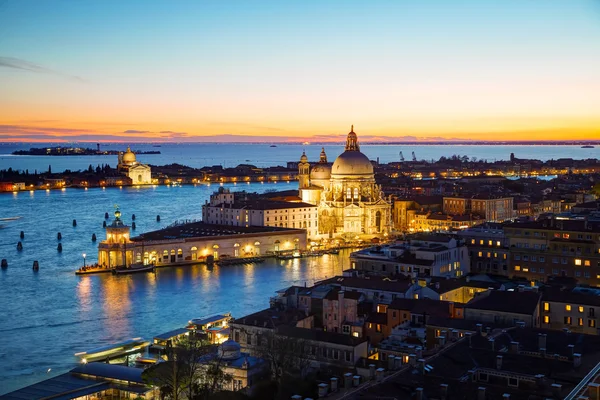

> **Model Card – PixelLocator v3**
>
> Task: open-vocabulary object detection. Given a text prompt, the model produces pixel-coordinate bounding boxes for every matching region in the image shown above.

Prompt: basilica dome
[122,146,136,165]
[310,163,331,180]
[332,150,374,177]
[331,126,374,178]
[218,339,241,361]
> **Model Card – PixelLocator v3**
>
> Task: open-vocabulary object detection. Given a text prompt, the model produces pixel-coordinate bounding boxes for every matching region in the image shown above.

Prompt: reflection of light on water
[243,263,255,287]
[101,276,132,339]
[77,277,92,313]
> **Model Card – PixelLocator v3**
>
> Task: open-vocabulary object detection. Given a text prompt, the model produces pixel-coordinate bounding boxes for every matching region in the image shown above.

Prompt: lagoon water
[0,182,355,394]
[0,143,598,394]
[0,142,597,173]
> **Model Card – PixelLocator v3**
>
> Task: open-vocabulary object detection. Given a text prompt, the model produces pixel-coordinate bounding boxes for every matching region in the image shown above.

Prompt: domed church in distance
[299,126,391,239]
[117,146,152,184]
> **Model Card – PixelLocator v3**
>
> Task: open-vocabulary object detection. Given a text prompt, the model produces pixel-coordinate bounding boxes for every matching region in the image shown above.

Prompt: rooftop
[276,326,367,347]
[132,222,304,242]
[465,290,540,315]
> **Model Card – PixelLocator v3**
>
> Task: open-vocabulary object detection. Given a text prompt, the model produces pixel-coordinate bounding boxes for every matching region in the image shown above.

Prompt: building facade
[117,146,152,184]
[504,218,600,286]
[443,195,514,222]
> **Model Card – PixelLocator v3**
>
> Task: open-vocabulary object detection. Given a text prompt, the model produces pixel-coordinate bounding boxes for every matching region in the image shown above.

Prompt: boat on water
[582,145,595,148]
[113,263,155,275]
[74,337,150,363]
[270,144,277,147]
[0,216,22,221]
[75,264,114,275]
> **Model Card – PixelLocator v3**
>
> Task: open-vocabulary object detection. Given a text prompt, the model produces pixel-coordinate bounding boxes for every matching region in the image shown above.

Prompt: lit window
[523,268,529,272]
[579,306,584,313]
[488,240,492,246]
[579,318,584,326]
[563,233,570,239]
[585,260,591,267]
[575,259,582,266]
[496,241,501,247]
[590,320,596,328]
[478,252,483,257]
[543,315,549,324]
[566,305,572,311]
[543,302,550,311]
[352,332,359,337]
[514,266,521,271]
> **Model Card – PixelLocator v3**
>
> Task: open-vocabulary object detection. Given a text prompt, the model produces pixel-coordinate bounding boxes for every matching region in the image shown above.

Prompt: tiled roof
[465,290,540,315]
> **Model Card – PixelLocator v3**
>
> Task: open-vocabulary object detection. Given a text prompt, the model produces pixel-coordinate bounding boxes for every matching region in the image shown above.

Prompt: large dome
[122,147,136,164]
[332,151,374,177]
[218,339,241,361]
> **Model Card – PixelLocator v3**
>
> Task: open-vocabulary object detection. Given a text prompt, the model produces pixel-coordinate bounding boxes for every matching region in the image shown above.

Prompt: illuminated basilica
[299,126,391,238]
[117,146,152,184]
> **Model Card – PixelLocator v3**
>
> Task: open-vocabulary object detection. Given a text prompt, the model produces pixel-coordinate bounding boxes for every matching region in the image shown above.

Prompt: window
[563,233,570,239]
[515,255,521,261]
[579,318,584,326]
[585,260,591,267]
[543,315,550,324]
[589,320,596,328]
[514,266,521,271]
[508,377,519,387]
[565,316,572,325]
[579,306,584,313]
[575,259,582,266]
[543,302,550,311]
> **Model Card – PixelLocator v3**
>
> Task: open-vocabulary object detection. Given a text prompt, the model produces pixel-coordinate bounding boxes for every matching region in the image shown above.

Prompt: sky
[0,0,599,143]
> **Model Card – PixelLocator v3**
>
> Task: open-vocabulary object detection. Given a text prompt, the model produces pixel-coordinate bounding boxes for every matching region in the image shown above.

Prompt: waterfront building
[443,195,514,222]
[117,146,152,185]
[97,210,307,267]
[349,234,469,279]
[504,217,600,286]
[202,187,319,239]
[298,126,391,239]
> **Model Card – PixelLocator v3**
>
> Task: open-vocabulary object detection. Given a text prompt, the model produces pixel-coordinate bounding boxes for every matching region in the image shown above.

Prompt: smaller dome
[122,146,136,164]
[300,151,308,163]
[218,339,241,361]
[310,163,331,181]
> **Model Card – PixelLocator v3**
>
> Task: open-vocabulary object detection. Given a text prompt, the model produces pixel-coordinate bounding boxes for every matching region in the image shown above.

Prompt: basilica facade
[117,146,152,184]
[299,127,391,239]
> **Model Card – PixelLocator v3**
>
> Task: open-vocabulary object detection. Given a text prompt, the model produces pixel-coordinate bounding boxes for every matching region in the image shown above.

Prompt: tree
[592,183,600,197]
[257,332,312,383]
[48,164,52,174]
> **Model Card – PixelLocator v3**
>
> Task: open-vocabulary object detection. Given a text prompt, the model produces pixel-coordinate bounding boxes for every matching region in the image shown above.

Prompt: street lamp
[82,253,86,267]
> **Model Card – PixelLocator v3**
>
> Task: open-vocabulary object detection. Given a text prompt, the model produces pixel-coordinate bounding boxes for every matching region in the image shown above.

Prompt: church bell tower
[298,150,310,189]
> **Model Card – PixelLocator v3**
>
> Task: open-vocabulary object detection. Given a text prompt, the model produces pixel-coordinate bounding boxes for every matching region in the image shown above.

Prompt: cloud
[123,129,151,134]
[0,56,85,82]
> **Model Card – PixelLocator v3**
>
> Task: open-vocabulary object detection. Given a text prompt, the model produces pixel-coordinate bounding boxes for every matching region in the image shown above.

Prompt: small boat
[76,264,114,275]
[153,145,162,147]
[113,263,155,275]
[582,145,595,148]
[270,145,277,147]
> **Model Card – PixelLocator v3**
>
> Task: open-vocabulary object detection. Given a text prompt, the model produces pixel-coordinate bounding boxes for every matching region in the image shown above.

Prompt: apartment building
[443,195,514,222]
[504,218,600,286]
[540,290,600,335]
[202,188,319,238]
[457,223,510,276]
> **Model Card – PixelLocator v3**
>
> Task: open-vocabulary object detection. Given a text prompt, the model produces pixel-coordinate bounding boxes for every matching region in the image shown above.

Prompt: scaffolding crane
[399,151,405,162]
[412,151,417,162]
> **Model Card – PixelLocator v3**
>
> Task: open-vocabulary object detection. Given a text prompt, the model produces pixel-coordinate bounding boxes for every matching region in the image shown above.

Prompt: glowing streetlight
[82,253,87,267]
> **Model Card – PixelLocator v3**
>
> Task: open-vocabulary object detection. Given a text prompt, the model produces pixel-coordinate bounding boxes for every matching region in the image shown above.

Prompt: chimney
[489,338,495,352]
[510,341,519,353]
[409,353,417,366]
[476,323,483,334]
[415,388,424,400]
[352,375,360,387]
[438,335,446,347]
[291,396,302,400]
[338,290,345,312]
[388,355,396,370]
[535,374,545,387]
[568,344,575,357]
[477,387,486,400]
[330,377,338,392]
[394,355,402,370]
[376,368,385,382]
[440,384,449,400]
[369,364,376,380]
[496,355,503,370]
[416,346,423,358]
[317,383,328,398]
[466,332,473,347]
[588,382,600,400]
[538,333,547,351]
[574,353,582,367]
[344,373,352,388]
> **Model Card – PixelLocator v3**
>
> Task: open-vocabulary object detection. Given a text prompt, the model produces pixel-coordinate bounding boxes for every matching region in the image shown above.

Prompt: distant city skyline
[1,0,599,142]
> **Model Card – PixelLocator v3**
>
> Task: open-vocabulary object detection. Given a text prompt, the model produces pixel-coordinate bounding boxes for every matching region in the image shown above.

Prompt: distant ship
[270,145,277,147]
[153,145,162,147]
[582,145,594,148]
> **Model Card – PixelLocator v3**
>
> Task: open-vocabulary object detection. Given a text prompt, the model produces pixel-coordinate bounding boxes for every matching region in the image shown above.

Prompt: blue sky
[0,0,599,142]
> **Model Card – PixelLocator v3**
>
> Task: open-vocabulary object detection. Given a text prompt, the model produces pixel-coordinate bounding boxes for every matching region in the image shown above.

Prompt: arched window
[346,188,351,199]
[354,188,359,199]
[376,211,382,233]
